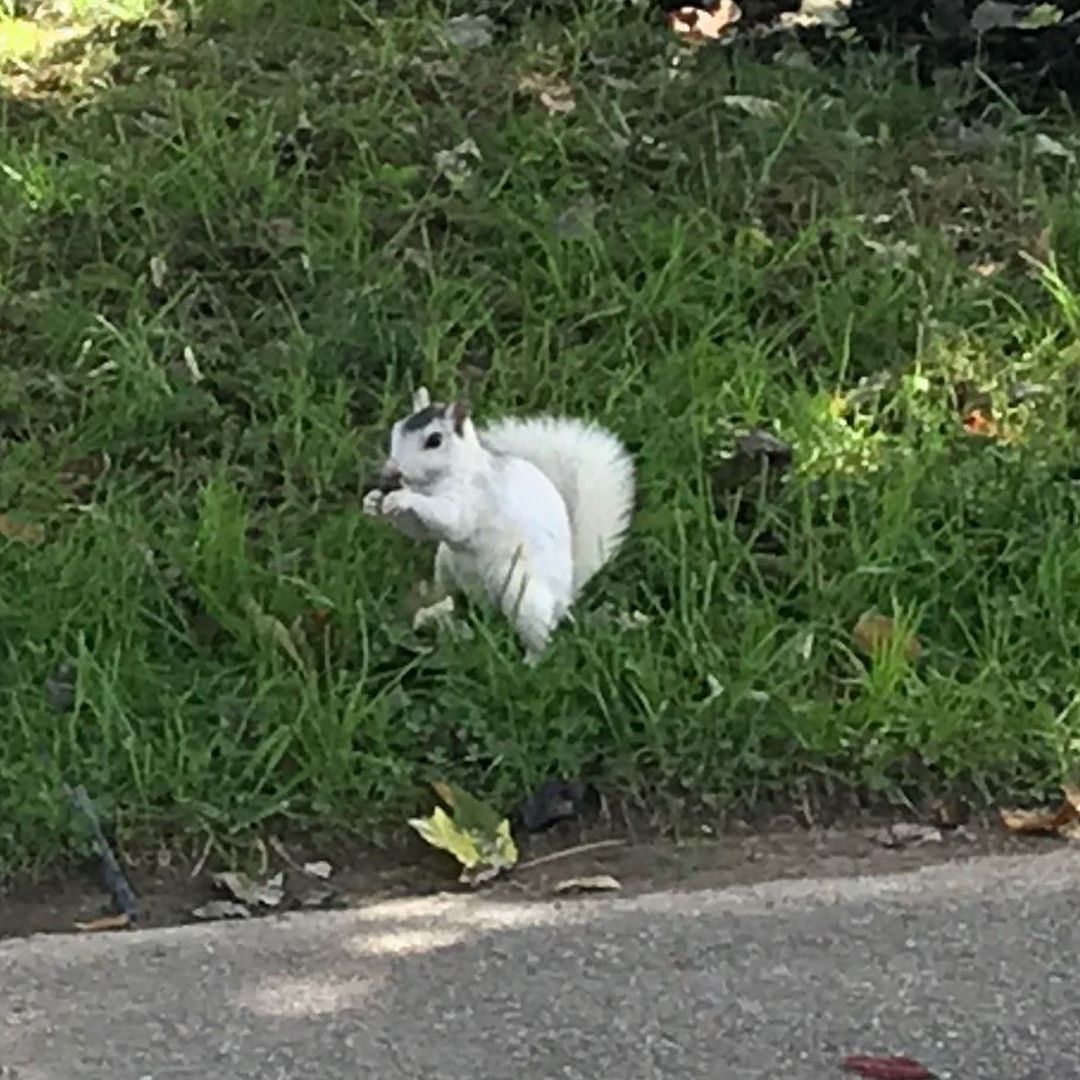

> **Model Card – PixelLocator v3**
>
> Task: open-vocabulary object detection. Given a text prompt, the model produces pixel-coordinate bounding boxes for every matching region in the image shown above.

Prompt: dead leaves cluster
[517,72,575,116]
[1000,783,1080,842]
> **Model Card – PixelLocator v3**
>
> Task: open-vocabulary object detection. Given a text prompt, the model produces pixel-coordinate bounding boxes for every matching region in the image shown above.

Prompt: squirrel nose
[379,458,403,487]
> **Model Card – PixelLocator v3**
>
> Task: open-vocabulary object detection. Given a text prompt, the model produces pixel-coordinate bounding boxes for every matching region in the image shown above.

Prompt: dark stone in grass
[517,779,601,832]
[45,662,77,713]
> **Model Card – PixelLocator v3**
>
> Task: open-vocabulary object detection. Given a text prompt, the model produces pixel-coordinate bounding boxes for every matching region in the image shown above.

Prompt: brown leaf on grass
[961,407,1021,444]
[518,73,575,115]
[74,912,132,932]
[852,612,922,662]
[0,513,44,546]
[668,0,742,42]
[961,408,999,437]
[1000,787,1079,838]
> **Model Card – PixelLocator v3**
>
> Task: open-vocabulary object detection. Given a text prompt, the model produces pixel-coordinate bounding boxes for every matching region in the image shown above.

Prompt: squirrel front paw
[362,488,386,517]
[379,489,412,517]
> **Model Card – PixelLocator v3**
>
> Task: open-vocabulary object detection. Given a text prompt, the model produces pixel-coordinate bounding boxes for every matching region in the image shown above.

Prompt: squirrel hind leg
[507,580,562,663]
[434,543,462,596]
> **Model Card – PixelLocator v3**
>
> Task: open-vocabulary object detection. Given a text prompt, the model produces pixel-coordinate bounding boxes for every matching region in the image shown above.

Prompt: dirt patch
[0,815,1059,939]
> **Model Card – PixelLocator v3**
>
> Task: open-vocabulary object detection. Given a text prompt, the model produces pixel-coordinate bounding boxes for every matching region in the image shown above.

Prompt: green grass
[3,0,1080,874]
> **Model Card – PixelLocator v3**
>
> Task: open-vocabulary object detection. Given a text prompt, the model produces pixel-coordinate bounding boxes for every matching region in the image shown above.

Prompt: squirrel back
[478,415,635,596]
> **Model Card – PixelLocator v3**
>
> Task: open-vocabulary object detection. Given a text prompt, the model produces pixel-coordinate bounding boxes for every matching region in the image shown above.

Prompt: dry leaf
[961,408,1018,443]
[970,259,1005,278]
[869,823,942,849]
[74,912,132,932]
[999,797,1077,835]
[961,408,999,437]
[518,73,575,115]
[302,860,333,880]
[192,899,251,921]
[0,513,44,547]
[553,874,622,895]
[211,870,285,907]
[852,612,922,662]
[669,0,742,41]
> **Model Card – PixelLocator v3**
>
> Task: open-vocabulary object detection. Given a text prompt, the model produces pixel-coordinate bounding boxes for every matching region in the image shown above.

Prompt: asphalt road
[3,846,1077,1080]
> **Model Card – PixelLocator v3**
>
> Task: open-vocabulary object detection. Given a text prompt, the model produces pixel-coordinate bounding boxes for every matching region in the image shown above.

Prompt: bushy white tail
[479,415,635,596]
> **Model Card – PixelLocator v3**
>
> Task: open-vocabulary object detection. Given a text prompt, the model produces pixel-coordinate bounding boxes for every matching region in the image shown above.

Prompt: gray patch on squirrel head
[403,400,470,438]
[402,405,445,433]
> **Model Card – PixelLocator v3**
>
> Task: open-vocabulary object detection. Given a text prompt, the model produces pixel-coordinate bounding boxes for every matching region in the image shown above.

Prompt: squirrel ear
[447,399,470,436]
[412,385,431,411]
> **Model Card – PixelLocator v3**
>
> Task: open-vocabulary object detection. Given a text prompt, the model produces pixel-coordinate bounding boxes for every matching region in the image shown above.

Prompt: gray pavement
[3,847,1078,1080]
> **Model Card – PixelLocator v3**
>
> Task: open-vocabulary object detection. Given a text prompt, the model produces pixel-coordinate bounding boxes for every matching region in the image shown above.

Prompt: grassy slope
[2,0,1080,872]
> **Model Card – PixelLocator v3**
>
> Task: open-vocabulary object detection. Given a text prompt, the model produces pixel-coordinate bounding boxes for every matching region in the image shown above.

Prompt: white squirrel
[363,387,635,662]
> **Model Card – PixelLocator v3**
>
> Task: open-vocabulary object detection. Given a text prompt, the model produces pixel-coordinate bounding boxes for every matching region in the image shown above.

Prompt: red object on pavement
[842,1055,933,1079]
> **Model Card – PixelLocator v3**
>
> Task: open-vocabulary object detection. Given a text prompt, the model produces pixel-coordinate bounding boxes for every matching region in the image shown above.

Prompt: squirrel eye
[424,432,443,450]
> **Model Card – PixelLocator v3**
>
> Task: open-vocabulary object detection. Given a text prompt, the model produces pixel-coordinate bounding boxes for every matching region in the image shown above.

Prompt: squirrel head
[383,391,479,489]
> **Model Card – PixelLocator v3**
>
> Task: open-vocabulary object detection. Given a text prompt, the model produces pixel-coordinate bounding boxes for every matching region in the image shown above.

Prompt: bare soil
[0,815,1059,940]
